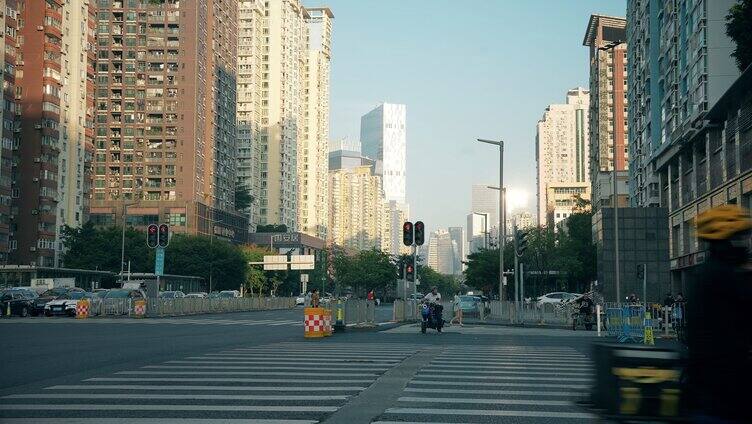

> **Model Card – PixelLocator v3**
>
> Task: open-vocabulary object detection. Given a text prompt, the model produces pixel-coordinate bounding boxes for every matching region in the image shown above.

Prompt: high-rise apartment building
[0,0,17,264]
[361,103,407,203]
[583,14,629,211]
[627,0,739,207]
[536,88,590,225]
[298,7,332,239]
[427,229,457,275]
[11,0,94,266]
[545,182,591,227]
[471,184,498,227]
[89,0,247,244]
[328,165,388,251]
[505,211,534,237]
[236,1,332,233]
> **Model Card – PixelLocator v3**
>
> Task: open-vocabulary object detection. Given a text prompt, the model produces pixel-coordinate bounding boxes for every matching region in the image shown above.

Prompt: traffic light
[517,230,529,256]
[414,221,425,246]
[158,224,170,248]
[147,224,159,248]
[405,263,415,282]
[402,221,414,246]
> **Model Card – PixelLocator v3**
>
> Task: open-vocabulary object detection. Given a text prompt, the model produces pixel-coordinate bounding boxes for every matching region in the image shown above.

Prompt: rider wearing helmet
[686,205,751,422]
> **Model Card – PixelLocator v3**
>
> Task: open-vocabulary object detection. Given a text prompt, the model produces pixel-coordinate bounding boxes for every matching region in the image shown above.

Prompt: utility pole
[476,139,504,301]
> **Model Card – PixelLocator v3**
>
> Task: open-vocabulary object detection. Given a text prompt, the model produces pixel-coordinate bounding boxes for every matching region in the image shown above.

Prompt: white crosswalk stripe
[0,342,419,423]
[375,345,596,422]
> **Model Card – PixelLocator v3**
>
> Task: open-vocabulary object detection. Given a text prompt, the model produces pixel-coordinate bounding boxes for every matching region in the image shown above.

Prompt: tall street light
[475,138,504,301]
[599,40,624,302]
[471,212,490,249]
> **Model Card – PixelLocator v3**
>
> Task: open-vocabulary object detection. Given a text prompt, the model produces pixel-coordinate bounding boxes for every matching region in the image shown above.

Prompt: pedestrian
[685,205,752,422]
[663,292,674,307]
[367,290,375,302]
[449,291,463,327]
[310,289,320,308]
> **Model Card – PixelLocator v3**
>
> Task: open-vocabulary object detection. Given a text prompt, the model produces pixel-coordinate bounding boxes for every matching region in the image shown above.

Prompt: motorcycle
[420,302,444,333]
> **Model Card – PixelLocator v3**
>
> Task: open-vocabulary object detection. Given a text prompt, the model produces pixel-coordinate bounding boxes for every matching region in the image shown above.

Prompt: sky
[309,0,627,234]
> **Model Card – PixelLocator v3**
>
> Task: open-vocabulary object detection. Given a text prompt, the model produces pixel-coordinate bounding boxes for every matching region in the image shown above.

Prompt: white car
[44,291,94,317]
[218,290,241,298]
[295,295,306,306]
[537,292,580,305]
[185,292,208,298]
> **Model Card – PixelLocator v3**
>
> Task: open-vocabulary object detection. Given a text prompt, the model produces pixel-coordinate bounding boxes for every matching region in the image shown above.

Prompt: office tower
[298,7,333,239]
[583,14,629,211]
[536,88,590,225]
[329,138,373,171]
[89,0,247,244]
[471,184,498,227]
[466,212,489,254]
[426,231,439,271]
[361,103,407,203]
[447,226,464,275]
[627,0,739,207]
[11,0,95,266]
[328,165,387,251]
[0,0,16,264]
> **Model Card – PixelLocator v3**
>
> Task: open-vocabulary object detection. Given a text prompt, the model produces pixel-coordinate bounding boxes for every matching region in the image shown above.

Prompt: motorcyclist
[686,205,751,422]
[579,293,594,316]
[421,286,443,332]
[423,286,441,304]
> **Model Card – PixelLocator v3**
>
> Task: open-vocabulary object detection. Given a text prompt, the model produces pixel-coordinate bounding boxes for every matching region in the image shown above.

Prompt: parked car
[105,289,145,300]
[185,292,208,298]
[218,290,240,298]
[295,294,306,306]
[0,289,36,317]
[208,292,220,299]
[159,291,185,299]
[457,295,483,314]
[31,287,85,316]
[408,293,425,301]
[44,291,91,317]
[537,292,580,306]
[8,287,39,299]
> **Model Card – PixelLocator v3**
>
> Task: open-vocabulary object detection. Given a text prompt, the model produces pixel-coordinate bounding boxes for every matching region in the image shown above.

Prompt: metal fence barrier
[339,299,375,326]
[137,297,294,318]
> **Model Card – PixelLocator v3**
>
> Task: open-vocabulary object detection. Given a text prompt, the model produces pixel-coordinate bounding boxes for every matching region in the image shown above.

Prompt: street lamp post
[598,40,624,302]
[476,138,504,301]
[119,198,140,285]
[471,212,489,249]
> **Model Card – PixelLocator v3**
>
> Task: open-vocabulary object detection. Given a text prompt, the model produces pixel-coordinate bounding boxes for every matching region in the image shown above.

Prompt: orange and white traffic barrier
[323,308,332,336]
[133,299,146,318]
[76,299,90,319]
[304,307,325,339]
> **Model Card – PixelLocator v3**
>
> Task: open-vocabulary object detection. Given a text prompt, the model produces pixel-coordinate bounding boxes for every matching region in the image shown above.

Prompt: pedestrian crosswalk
[373,345,597,423]
[0,318,304,326]
[0,342,419,423]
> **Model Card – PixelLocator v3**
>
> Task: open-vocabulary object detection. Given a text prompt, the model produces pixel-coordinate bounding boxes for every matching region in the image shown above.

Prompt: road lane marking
[415,374,591,381]
[408,380,588,389]
[0,404,339,412]
[143,365,391,371]
[404,387,578,397]
[169,359,400,365]
[426,363,591,370]
[397,396,571,406]
[116,370,379,377]
[382,407,596,419]
[420,368,586,376]
[45,385,366,391]
[87,377,373,383]
[4,393,348,401]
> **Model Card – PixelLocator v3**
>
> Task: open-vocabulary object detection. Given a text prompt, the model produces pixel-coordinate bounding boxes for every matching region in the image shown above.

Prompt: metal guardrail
[338,299,375,326]
[144,297,294,317]
[486,301,574,325]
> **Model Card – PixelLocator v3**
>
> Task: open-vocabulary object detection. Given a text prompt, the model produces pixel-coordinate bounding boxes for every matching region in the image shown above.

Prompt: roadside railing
[338,299,375,326]
[83,297,294,318]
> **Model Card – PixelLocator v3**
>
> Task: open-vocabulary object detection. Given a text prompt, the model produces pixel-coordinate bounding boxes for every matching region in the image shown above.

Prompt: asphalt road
[1,306,603,423]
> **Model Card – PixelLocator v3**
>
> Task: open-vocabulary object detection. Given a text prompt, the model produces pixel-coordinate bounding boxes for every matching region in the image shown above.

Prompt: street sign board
[290,254,315,270]
[300,274,309,283]
[263,255,288,271]
[155,247,165,276]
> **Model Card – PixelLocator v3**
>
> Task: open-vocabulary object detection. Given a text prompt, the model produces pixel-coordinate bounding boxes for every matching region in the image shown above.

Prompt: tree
[726,0,752,72]
[241,245,271,296]
[235,186,254,211]
[419,266,459,296]
[331,247,396,297]
[519,226,558,297]
[61,222,152,275]
[164,235,246,292]
[555,212,596,294]
[463,248,500,296]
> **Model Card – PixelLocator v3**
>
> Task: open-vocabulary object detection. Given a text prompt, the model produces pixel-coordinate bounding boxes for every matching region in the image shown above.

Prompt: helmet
[696,205,752,241]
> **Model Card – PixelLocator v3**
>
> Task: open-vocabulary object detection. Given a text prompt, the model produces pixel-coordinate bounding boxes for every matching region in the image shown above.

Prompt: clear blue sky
[309,0,627,233]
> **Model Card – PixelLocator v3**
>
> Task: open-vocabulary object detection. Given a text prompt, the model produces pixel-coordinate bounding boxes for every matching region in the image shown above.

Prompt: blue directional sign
[155,247,165,276]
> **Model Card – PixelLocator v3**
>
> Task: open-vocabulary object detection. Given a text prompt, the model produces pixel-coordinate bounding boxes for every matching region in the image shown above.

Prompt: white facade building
[471,184,498,227]
[360,103,407,203]
[536,88,590,225]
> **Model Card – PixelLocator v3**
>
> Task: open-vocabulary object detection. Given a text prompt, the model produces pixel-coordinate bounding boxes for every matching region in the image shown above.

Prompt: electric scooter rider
[422,286,444,332]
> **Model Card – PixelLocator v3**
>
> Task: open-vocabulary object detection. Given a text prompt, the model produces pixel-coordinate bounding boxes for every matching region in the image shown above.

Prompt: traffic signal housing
[147,224,159,248]
[414,221,425,246]
[405,263,415,282]
[158,224,170,248]
[402,221,414,246]
[516,230,529,256]
[398,264,405,279]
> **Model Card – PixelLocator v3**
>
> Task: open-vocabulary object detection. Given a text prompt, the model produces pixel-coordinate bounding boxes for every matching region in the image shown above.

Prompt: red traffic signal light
[158,224,170,248]
[403,221,414,246]
[414,221,425,246]
[406,264,415,282]
[147,224,159,248]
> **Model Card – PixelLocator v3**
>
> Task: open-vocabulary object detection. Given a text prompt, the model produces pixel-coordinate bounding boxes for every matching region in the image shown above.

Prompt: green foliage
[332,248,396,297]
[234,186,254,211]
[241,245,270,296]
[418,266,459,296]
[463,248,500,296]
[557,212,597,294]
[163,234,246,292]
[61,222,151,273]
[255,224,288,233]
[726,0,752,72]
